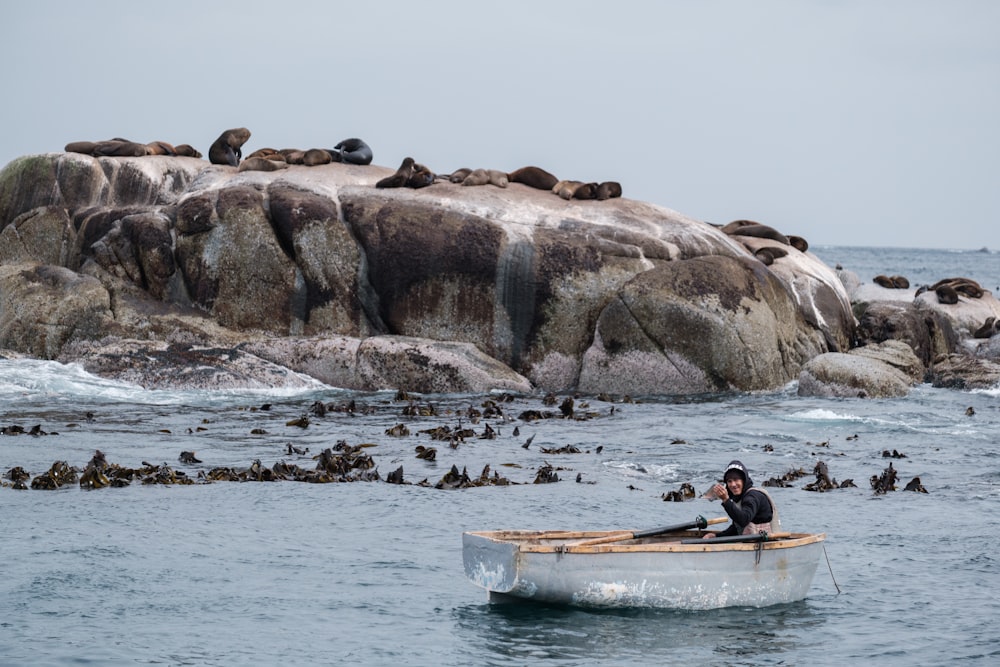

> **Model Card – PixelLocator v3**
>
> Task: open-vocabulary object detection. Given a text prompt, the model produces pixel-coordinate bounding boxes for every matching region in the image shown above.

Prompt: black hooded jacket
[717,460,774,537]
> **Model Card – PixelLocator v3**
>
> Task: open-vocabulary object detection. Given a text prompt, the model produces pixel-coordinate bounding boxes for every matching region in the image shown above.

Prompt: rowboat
[463,520,826,610]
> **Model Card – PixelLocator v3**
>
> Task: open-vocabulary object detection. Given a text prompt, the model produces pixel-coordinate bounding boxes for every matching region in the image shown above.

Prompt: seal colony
[63,125,623,203]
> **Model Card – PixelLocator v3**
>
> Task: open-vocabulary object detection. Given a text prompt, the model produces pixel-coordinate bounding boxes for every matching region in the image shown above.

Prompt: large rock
[242,335,532,394]
[0,152,857,393]
[797,348,915,399]
[855,300,956,367]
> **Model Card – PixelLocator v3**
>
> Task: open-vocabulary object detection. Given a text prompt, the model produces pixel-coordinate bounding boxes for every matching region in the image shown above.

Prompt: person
[702,460,781,538]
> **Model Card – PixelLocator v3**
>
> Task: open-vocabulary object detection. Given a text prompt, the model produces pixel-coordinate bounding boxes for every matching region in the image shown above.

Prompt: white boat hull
[463,530,825,610]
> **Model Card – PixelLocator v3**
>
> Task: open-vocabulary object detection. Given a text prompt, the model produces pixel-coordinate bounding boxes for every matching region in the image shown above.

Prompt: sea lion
[973,317,996,339]
[930,277,984,299]
[788,235,809,252]
[179,451,201,464]
[873,275,896,288]
[174,144,203,158]
[246,147,281,160]
[302,148,332,166]
[373,157,435,189]
[936,284,959,304]
[508,166,559,190]
[595,181,622,200]
[755,246,789,266]
[330,138,373,165]
[462,168,508,188]
[144,141,177,156]
[448,167,473,183]
[238,156,289,172]
[572,182,599,200]
[376,157,416,188]
[64,141,98,155]
[92,140,149,157]
[720,219,760,234]
[281,149,306,165]
[890,275,910,289]
[488,169,509,187]
[725,223,790,245]
[461,168,490,186]
[407,161,436,188]
[553,180,597,200]
[208,127,251,166]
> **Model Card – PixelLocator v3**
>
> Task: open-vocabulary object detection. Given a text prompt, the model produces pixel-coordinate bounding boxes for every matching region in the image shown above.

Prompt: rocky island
[0,147,997,396]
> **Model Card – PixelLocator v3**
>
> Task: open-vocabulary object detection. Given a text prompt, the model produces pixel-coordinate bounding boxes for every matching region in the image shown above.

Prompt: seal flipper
[225,145,238,167]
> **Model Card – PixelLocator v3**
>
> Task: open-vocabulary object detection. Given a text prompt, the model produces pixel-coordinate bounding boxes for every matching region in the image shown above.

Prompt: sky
[1,1,997,250]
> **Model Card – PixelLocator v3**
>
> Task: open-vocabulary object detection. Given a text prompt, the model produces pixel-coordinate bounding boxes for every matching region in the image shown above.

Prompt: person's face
[725,475,744,496]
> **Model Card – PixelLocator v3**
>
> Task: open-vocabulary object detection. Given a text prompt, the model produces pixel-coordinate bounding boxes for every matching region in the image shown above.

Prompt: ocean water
[2,246,999,666]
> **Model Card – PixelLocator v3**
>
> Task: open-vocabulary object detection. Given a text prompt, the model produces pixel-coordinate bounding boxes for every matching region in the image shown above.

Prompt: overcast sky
[1,1,997,250]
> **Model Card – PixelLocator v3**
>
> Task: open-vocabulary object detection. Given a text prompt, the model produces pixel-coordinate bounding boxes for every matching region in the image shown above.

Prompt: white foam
[0,358,331,405]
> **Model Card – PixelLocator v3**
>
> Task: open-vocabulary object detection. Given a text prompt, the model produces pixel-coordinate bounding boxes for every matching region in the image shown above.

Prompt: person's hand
[712,483,728,501]
[702,532,716,539]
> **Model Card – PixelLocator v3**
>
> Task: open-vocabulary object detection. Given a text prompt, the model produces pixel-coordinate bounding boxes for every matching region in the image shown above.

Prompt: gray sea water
[2,246,999,666]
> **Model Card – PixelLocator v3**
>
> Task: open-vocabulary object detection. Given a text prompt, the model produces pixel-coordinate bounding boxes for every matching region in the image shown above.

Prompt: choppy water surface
[2,247,1000,666]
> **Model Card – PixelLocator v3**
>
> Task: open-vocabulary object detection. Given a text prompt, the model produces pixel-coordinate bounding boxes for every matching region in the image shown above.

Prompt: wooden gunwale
[464,530,825,554]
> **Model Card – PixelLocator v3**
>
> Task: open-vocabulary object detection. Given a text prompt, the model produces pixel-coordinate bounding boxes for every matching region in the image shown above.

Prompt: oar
[681,531,792,545]
[563,516,729,549]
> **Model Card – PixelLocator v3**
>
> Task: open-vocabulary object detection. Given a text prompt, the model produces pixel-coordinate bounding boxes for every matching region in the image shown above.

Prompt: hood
[723,460,754,490]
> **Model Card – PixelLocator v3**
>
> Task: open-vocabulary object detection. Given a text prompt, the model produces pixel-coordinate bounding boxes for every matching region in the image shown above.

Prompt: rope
[822,544,841,594]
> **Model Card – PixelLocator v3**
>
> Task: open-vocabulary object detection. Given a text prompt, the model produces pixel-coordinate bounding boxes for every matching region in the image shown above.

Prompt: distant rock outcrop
[0,152,856,392]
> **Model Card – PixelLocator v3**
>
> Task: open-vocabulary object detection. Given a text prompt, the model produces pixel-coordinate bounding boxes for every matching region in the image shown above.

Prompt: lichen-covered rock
[797,351,914,398]
[0,263,118,359]
[242,334,532,394]
[847,339,925,383]
[855,300,957,367]
[0,152,859,393]
[578,255,826,394]
[928,353,1000,390]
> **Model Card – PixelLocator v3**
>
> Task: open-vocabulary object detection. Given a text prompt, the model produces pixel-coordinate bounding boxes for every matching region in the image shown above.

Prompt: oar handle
[632,515,728,538]
[564,516,728,549]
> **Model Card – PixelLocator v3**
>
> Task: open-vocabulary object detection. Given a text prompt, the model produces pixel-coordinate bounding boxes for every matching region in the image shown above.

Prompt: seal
[302,148,332,166]
[462,168,508,188]
[208,127,251,166]
[280,149,306,165]
[246,147,282,160]
[724,222,790,245]
[144,141,177,156]
[890,275,910,289]
[330,138,373,165]
[448,168,473,184]
[238,156,290,172]
[174,144,203,158]
[92,140,149,157]
[508,166,559,191]
[788,235,809,253]
[935,284,959,304]
[408,161,436,188]
[377,157,434,188]
[973,316,997,339]
[64,141,98,155]
[572,182,599,200]
[595,181,622,200]
[755,246,789,266]
[873,275,896,288]
[930,277,984,299]
[553,180,598,200]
